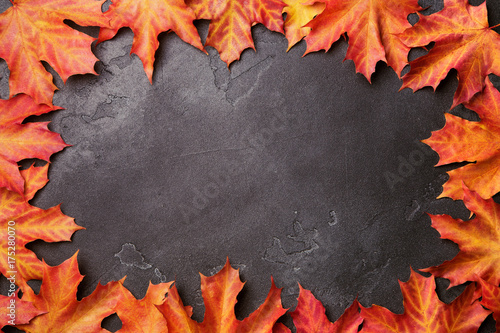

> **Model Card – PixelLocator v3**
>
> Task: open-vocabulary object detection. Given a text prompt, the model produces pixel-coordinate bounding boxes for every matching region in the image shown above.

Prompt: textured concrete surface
[1,0,500,331]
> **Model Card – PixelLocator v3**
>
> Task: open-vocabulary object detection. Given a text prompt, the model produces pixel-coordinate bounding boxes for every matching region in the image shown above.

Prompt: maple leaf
[360,268,489,332]
[423,78,500,200]
[422,186,500,288]
[0,94,68,195]
[0,291,45,330]
[114,281,172,333]
[0,0,109,105]
[157,258,287,332]
[399,0,500,109]
[282,0,325,51]
[479,278,500,332]
[290,285,362,332]
[303,0,421,81]
[17,252,126,333]
[185,0,285,66]
[0,164,83,289]
[97,0,205,83]
[479,279,500,332]
[273,323,291,332]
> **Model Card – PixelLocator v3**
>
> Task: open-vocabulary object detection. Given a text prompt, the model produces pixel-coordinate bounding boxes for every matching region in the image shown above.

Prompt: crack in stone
[263,220,319,265]
[82,94,129,123]
[328,210,339,226]
[405,200,421,221]
[114,243,169,284]
[154,268,167,283]
[208,48,274,106]
[115,243,152,270]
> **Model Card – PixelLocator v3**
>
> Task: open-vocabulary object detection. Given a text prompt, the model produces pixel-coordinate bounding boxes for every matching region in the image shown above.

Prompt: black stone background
[0,0,499,331]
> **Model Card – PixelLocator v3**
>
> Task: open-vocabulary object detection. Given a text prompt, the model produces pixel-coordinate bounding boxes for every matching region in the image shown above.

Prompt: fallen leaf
[115,282,172,333]
[399,0,500,109]
[282,0,325,51]
[0,164,83,289]
[157,258,287,332]
[422,186,500,287]
[185,0,285,66]
[17,252,125,333]
[360,268,489,332]
[290,285,362,332]
[97,0,205,83]
[0,94,68,195]
[423,78,500,200]
[479,278,500,332]
[273,322,291,332]
[157,284,197,332]
[0,291,45,330]
[304,0,421,81]
[0,0,109,105]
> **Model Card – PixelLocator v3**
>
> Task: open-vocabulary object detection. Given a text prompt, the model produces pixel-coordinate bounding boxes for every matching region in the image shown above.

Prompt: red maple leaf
[97,0,205,83]
[0,94,67,195]
[423,78,500,200]
[479,278,500,332]
[185,0,285,66]
[422,186,500,287]
[0,0,109,105]
[399,0,500,108]
[360,269,489,332]
[17,252,126,333]
[0,164,82,289]
[291,285,362,332]
[157,259,287,332]
[0,291,45,331]
[304,0,421,81]
[115,282,172,332]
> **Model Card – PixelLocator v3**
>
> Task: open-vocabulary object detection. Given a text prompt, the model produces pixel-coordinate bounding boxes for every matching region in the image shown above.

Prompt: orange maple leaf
[0,0,109,105]
[282,0,325,51]
[290,285,362,332]
[0,291,45,329]
[273,323,291,332]
[97,0,205,83]
[399,0,500,109]
[185,0,285,66]
[423,78,500,200]
[303,0,421,81]
[17,252,127,333]
[422,186,500,287]
[360,269,489,332]
[0,164,83,289]
[0,94,68,195]
[114,281,172,333]
[479,278,500,332]
[157,259,287,332]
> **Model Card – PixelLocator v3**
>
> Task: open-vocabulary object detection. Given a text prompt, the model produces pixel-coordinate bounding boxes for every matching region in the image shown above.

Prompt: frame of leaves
[1,0,500,331]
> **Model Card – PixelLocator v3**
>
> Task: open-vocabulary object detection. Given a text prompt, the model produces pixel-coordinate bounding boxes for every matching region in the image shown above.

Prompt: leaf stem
[491,23,500,29]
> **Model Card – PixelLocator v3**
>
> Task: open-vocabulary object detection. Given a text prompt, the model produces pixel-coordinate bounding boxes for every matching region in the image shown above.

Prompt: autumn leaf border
[1,0,500,331]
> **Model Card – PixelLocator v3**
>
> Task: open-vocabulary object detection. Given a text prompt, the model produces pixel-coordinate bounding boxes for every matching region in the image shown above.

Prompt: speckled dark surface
[1,0,500,331]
